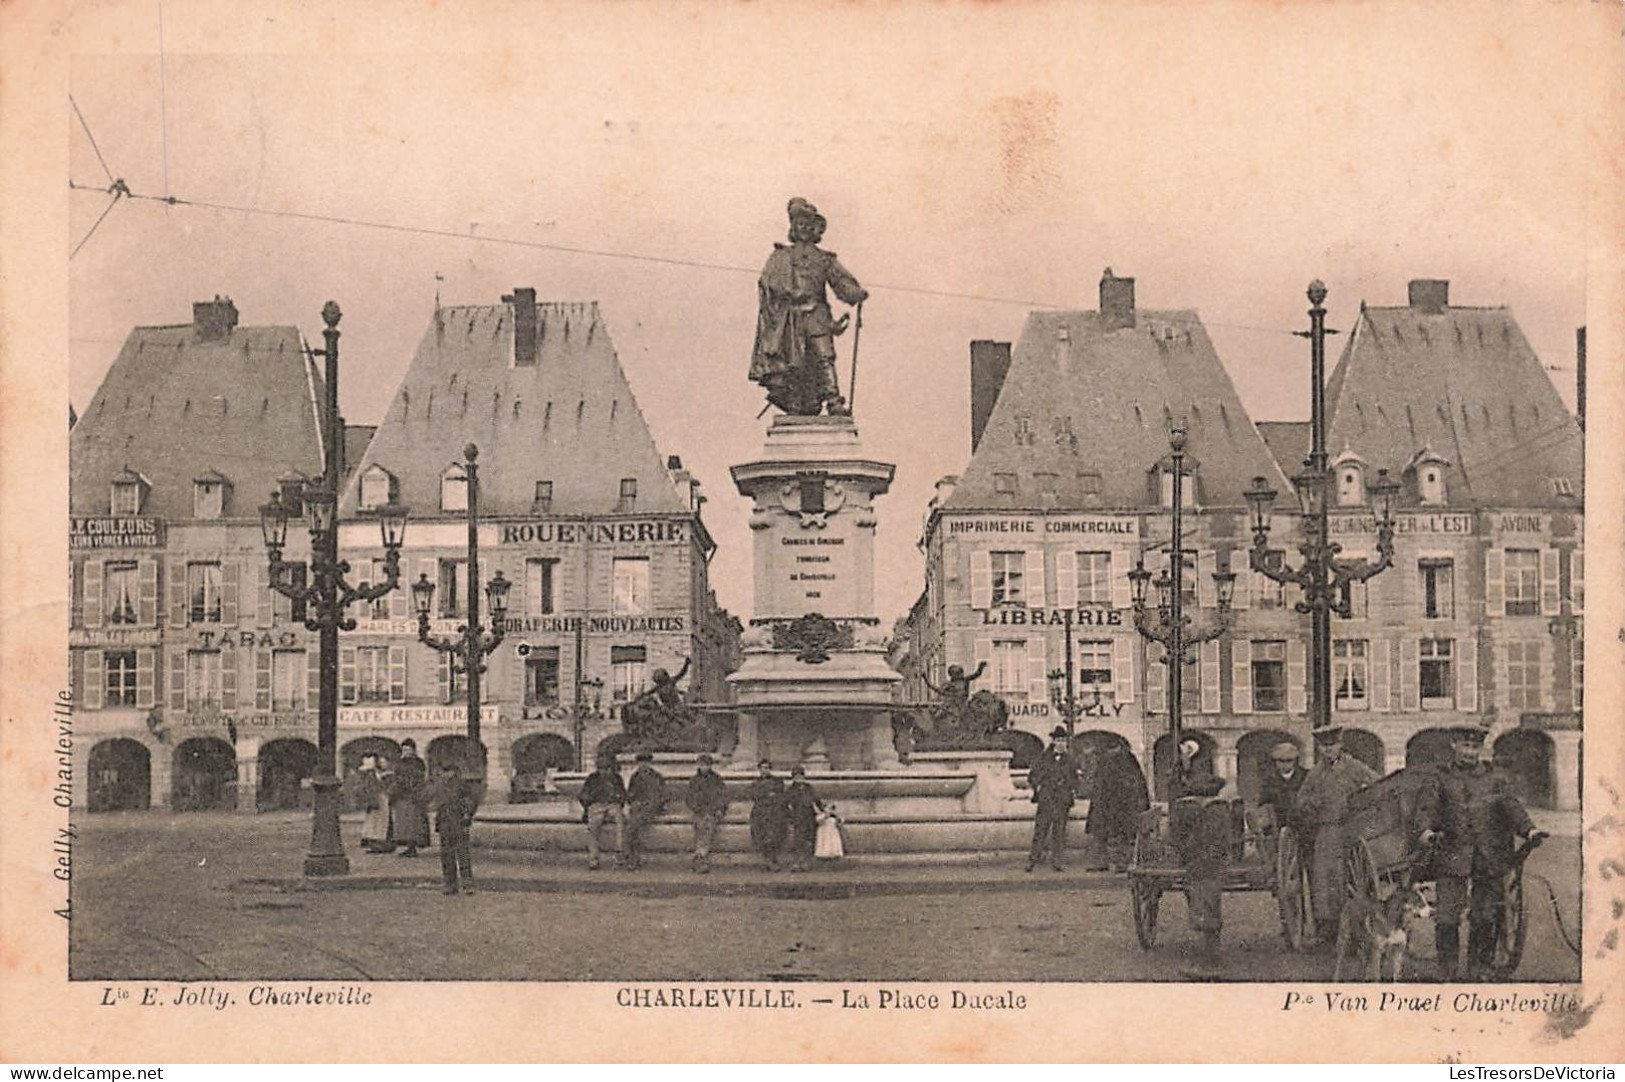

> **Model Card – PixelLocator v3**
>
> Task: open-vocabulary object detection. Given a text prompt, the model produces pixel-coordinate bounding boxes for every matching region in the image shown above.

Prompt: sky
[65,2,1599,627]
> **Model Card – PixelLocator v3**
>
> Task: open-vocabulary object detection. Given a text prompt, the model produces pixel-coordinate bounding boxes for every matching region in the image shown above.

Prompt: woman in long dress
[359,755,393,853]
[814,801,846,864]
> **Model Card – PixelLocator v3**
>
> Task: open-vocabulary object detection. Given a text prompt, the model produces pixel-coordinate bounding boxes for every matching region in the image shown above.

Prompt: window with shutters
[186,651,222,707]
[992,640,1027,699]
[1076,552,1112,605]
[438,559,467,617]
[363,558,392,620]
[272,650,304,711]
[525,558,557,615]
[1254,551,1287,610]
[187,562,223,624]
[438,653,466,703]
[1159,471,1197,508]
[356,646,391,703]
[612,558,650,616]
[112,480,142,515]
[103,562,140,625]
[611,645,647,703]
[1420,638,1454,706]
[193,480,224,519]
[1252,640,1287,712]
[276,562,308,624]
[1507,641,1540,711]
[1570,550,1584,612]
[441,464,469,512]
[525,649,561,706]
[1504,549,1540,616]
[1077,640,1114,705]
[104,650,138,707]
[1573,625,1584,711]
[1334,639,1368,710]
[990,551,1025,606]
[1420,559,1454,619]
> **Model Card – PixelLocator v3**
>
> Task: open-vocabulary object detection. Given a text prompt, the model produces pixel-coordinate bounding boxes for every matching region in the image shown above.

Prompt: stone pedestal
[726,415,901,770]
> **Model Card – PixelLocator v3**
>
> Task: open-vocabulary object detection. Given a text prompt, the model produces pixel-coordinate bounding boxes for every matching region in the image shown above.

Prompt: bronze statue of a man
[750,198,868,417]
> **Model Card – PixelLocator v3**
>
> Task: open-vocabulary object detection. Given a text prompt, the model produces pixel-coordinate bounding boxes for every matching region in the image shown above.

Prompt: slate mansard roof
[342,295,691,518]
[1323,293,1583,509]
[70,315,325,519]
[943,306,1292,513]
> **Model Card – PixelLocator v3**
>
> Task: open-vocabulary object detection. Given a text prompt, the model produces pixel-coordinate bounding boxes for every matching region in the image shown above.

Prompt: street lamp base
[303,774,350,878]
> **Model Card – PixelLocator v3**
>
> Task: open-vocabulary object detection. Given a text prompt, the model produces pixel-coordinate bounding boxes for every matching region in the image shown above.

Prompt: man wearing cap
[750,198,868,417]
[1257,741,1308,834]
[684,754,730,874]
[622,752,667,872]
[1026,727,1084,872]
[784,766,821,872]
[1294,728,1378,945]
[1420,728,1544,980]
[1172,738,1230,979]
[578,754,627,871]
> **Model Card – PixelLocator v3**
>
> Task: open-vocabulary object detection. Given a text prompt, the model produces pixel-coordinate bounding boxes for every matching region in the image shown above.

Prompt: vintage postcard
[2,0,1622,1064]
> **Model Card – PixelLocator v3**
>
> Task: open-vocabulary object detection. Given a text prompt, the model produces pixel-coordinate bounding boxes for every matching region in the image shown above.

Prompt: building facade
[68,291,741,811]
[910,274,1584,810]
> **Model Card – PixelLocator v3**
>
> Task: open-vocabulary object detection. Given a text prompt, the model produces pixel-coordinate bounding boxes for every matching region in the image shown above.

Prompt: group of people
[1179,725,1544,981]
[1022,726,1151,874]
[578,754,846,874]
[348,738,480,896]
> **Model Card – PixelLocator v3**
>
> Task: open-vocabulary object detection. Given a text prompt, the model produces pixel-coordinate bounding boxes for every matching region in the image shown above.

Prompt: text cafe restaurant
[929,512,1149,734]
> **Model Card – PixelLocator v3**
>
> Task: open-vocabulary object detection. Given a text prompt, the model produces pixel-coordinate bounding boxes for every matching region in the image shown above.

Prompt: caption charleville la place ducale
[614,986,1027,1011]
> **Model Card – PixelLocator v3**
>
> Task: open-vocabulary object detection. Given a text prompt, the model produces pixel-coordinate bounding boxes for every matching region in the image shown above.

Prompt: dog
[1333,877,1433,982]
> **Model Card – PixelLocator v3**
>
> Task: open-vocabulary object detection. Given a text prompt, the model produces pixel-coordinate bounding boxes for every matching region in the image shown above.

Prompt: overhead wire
[70,96,115,185]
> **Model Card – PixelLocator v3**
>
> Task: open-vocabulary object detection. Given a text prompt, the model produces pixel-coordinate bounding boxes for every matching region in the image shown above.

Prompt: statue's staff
[847,301,864,413]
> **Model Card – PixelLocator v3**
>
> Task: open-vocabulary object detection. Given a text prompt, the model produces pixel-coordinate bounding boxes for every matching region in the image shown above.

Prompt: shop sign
[499,615,687,634]
[353,618,462,637]
[946,515,1138,539]
[70,628,162,647]
[193,630,307,650]
[520,703,619,723]
[979,607,1123,627]
[338,704,500,729]
[1495,514,1549,536]
[71,516,165,549]
[171,712,311,732]
[498,519,685,546]
[1328,512,1475,536]
[1519,712,1579,731]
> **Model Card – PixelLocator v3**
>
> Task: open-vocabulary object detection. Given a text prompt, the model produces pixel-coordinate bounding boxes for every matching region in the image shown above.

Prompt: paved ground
[68,812,1582,984]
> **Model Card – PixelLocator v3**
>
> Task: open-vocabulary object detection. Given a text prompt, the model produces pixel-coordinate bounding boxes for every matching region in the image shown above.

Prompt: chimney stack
[969,340,1012,453]
[504,287,538,366]
[1407,279,1450,314]
[1576,326,1586,431]
[1099,268,1136,331]
[193,295,239,341]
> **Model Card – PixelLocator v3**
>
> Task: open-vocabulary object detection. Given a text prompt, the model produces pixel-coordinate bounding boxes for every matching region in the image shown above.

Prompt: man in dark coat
[578,755,627,871]
[1420,728,1544,979]
[1085,744,1150,872]
[744,760,790,871]
[432,763,477,895]
[684,754,730,874]
[622,752,666,871]
[1296,728,1378,945]
[1027,727,1083,872]
[784,766,821,872]
[388,739,430,857]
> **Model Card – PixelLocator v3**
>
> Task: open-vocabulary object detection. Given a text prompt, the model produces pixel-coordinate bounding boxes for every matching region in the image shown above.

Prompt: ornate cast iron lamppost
[1128,425,1236,797]
[409,443,511,757]
[260,301,410,877]
[1241,281,1401,738]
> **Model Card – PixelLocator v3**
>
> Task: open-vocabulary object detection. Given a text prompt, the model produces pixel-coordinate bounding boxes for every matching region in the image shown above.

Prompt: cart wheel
[1490,866,1528,976]
[1131,874,1161,950]
[1342,838,1385,980]
[1276,826,1312,951]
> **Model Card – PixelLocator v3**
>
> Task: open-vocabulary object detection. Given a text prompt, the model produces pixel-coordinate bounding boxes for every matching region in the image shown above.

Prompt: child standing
[814,801,846,866]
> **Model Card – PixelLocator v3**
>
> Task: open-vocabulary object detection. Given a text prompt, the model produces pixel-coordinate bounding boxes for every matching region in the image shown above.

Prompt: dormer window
[192,471,229,519]
[359,464,395,511]
[441,463,469,512]
[278,470,309,517]
[1407,447,1451,507]
[1154,454,1199,509]
[111,468,147,515]
[1337,466,1364,506]
[617,477,637,508]
[533,481,553,513]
